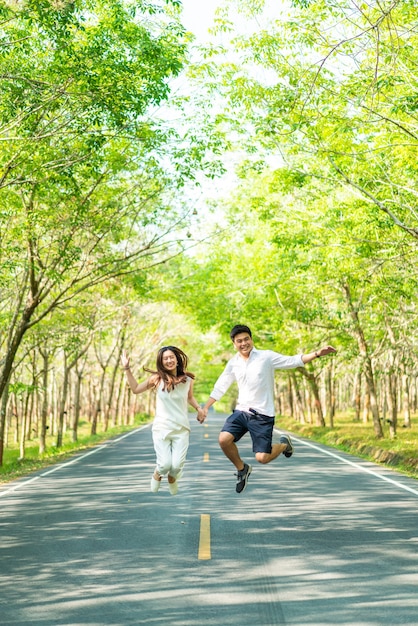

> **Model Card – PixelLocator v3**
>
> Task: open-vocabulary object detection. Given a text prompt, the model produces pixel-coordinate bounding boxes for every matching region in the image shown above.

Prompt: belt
[248,408,274,419]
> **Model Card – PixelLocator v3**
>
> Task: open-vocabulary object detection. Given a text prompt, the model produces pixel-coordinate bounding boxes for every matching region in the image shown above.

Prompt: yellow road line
[198,514,211,560]
[203,452,210,462]
[204,433,209,438]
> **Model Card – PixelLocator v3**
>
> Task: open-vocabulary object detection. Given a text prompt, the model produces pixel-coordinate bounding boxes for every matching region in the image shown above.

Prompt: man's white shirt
[210,348,304,417]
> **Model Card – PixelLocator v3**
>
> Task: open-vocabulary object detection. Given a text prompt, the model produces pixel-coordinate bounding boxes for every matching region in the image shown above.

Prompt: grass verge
[277,412,418,481]
[0,414,151,485]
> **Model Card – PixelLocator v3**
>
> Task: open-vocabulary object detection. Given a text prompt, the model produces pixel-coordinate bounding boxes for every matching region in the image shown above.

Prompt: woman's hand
[121,350,130,370]
[196,407,206,423]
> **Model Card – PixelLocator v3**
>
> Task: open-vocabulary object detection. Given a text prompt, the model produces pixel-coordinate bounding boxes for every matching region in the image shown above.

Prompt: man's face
[232,332,254,358]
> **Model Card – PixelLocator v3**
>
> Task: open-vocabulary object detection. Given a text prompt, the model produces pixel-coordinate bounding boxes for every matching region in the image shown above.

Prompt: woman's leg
[166,430,189,496]
[168,430,190,480]
[152,431,172,476]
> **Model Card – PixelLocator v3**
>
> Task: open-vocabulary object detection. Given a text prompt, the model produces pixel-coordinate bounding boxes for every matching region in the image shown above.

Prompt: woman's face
[161,349,177,373]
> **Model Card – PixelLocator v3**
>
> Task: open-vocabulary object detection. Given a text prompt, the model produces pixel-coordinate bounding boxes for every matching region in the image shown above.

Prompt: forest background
[1,0,417,483]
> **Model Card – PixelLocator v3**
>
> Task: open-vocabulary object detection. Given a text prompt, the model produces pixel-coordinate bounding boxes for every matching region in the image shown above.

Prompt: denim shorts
[221,410,275,454]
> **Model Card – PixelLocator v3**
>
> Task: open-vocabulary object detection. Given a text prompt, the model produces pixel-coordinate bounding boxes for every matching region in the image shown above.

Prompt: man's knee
[219,431,234,449]
[255,451,271,464]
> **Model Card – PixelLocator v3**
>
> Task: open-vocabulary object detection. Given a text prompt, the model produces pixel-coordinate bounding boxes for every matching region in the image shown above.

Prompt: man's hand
[317,346,337,357]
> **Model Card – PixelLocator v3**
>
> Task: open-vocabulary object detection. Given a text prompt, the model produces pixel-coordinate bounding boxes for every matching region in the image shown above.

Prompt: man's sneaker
[235,463,252,493]
[279,435,293,458]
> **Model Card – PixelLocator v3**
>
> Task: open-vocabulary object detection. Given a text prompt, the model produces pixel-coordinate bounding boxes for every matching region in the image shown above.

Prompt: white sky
[179,0,290,42]
[173,0,290,236]
[180,0,223,41]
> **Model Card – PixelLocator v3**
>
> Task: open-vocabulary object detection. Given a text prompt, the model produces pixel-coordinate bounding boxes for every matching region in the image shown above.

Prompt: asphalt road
[1,413,417,626]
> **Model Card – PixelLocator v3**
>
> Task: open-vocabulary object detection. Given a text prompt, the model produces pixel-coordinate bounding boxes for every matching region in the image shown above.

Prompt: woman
[121,346,204,495]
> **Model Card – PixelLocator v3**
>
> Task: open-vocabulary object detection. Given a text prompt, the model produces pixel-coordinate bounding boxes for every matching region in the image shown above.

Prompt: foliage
[206,0,418,239]
[0,0,212,411]
[142,0,418,445]
[2,0,418,468]
[0,0,230,468]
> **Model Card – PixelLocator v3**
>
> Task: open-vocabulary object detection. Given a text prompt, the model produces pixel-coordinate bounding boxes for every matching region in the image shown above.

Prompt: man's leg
[219,431,245,470]
[219,431,252,494]
[219,411,253,493]
[255,442,288,465]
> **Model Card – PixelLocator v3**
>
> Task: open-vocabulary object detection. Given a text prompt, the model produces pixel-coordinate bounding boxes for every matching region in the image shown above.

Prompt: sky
[180,0,222,42]
[170,1,289,235]
[166,1,234,227]
[179,0,289,42]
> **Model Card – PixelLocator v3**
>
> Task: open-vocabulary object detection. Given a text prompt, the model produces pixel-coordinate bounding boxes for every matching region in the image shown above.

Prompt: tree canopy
[2,0,418,467]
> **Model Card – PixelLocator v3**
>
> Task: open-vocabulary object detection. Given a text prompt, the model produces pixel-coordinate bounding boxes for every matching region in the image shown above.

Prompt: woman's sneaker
[168,475,178,496]
[150,472,162,493]
[235,463,252,493]
[279,435,294,458]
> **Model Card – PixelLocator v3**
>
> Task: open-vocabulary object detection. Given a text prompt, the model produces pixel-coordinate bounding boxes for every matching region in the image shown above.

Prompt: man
[201,325,336,493]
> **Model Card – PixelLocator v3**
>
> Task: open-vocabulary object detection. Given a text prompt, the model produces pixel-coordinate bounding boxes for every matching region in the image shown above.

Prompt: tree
[202,0,418,238]
[0,0,205,464]
[176,0,418,433]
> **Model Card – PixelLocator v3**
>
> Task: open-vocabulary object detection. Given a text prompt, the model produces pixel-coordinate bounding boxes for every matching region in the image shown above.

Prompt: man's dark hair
[230,325,252,340]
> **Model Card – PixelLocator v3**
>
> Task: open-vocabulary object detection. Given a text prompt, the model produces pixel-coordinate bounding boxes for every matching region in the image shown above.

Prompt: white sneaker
[168,479,178,496]
[150,474,162,493]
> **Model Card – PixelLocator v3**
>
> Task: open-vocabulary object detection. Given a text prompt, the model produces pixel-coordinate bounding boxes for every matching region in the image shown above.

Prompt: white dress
[151,377,191,477]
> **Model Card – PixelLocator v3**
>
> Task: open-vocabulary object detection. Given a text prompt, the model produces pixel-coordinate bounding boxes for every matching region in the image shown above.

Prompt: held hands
[196,407,206,423]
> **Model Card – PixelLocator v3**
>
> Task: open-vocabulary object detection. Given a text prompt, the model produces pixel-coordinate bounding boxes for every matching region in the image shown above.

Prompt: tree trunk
[290,372,305,423]
[0,378,11,466]
[13,397,19,445]
[326,365,335,428]
[353,369,361,421]
[362,389,370,422]
[51,376,57,437]
[287,377,294,418]
[39,351,49,455]
[19,407,27,460]
[114,373,125,427]
[299,367,325,426]
[0,300,38,466]
[387,373,397,439]
[72,370,83,443]
[104,364,119,432]
[402,373,411,429]
[105,329,127,430]
[91,373,104,436]
[59,344,90,445]
[341,282,383,438]
[25,389,32,441]
[91,396,101,435]
[56,357,70,449]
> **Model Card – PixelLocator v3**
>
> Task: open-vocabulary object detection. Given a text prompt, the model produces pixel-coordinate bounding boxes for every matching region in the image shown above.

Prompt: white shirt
[153,377,192,433]
[210,348,304,417]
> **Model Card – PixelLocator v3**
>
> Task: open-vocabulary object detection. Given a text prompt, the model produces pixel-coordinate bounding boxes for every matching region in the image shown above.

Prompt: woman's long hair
[144,346,195,392]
